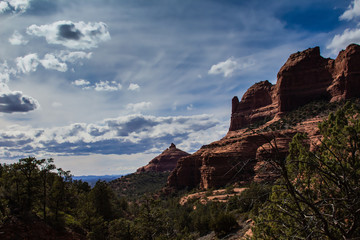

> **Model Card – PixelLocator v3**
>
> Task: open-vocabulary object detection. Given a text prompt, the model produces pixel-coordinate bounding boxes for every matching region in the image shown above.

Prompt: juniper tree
[253,102,360,239]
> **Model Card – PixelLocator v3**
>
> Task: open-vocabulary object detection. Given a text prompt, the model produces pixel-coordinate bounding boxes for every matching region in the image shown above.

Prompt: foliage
[210,212,238,237]
[109,218,134,240]
[109,171,170,200]
[228,183,271,216]
[253,102,360,239]
[254,99,358,132]
[0,157,249,239]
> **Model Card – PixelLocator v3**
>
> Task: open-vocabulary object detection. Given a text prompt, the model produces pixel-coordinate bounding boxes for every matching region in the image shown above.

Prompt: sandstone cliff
[168,44,360,190]
[230,44,360,131]
[136,143,190,173]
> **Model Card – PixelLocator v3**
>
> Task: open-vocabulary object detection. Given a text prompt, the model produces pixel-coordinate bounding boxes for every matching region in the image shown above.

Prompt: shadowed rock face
[168,128,299,189]
[276,46,333,112]
[168,44,360,190]
[136,143,190,173]
[230,44,360,131]
[230,80,276,131]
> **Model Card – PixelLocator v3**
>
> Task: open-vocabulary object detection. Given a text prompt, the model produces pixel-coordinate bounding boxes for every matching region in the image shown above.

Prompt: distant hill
[72,174,123,187]
[109,171,170,199]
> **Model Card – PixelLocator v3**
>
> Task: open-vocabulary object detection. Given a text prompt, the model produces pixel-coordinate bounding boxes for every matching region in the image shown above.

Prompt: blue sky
[0,0,358,175]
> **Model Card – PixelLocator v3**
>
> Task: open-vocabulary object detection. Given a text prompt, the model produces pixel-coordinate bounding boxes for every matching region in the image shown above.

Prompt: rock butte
[136,143,190,173]
[168,44,360,190]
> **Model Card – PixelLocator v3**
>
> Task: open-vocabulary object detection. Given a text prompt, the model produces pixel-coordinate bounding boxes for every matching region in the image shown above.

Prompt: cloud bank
[0,114,219,158]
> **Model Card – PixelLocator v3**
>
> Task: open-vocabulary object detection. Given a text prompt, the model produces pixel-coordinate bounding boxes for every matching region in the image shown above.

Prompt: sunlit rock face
[230,44,360,131]
[168,44,360,190]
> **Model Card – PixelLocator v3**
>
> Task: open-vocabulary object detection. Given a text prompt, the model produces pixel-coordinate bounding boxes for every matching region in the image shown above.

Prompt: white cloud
[0,61,16,84]
[72,79,124,91]
[340,0,360,21]
[16,53,39,73]
[327,28,360,54]
[15,51,92,74]
[58,51,92,63]
[208,57,254,77]
[8,0,30,12]
[94,80,122,91]
[0,72,10,84]
[126,102,152,112]
[128,83,140,91]
[0,2,10,13]
[0,0,31,14]
[209,57,238,77]
[26,20,111,49]
[39,54,68,72]
[72,79,90,86]
[327,1,360,55]
[9,31,28,45]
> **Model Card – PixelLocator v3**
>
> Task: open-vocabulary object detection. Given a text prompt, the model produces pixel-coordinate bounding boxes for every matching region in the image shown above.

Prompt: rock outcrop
[168,44,360,190]
[230,80,277,131]
[137,143,190,173]
[168,128,301,189]
[230,44,360,131]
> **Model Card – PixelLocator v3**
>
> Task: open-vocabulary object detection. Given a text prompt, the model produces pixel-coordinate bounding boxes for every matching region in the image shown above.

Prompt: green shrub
[210,212,238,237]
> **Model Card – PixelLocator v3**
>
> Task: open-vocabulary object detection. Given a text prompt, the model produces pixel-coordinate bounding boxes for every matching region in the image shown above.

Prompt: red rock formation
[168,44,360,190]
[229,80,277,131]
[136,143,190,173]
[328,44,360,101]
[276,46,333,112]
[230,44,360,131]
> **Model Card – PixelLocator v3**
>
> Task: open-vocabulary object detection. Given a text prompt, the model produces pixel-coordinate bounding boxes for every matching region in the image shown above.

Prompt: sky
[0,0,359,175]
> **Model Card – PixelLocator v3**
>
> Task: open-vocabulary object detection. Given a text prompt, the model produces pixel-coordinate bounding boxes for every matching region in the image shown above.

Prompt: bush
[228,183,271,215]
[109,218,134,240]
[210,212,238,237]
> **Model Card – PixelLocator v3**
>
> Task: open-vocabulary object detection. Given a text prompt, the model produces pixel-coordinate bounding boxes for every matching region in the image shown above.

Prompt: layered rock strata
[230,44,360,131]
[168,44,360,190]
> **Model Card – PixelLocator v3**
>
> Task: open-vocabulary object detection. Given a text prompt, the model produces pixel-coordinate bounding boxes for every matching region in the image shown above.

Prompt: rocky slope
[110,143,189,198]
[168,44,360,190]
[136,143,190,173]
